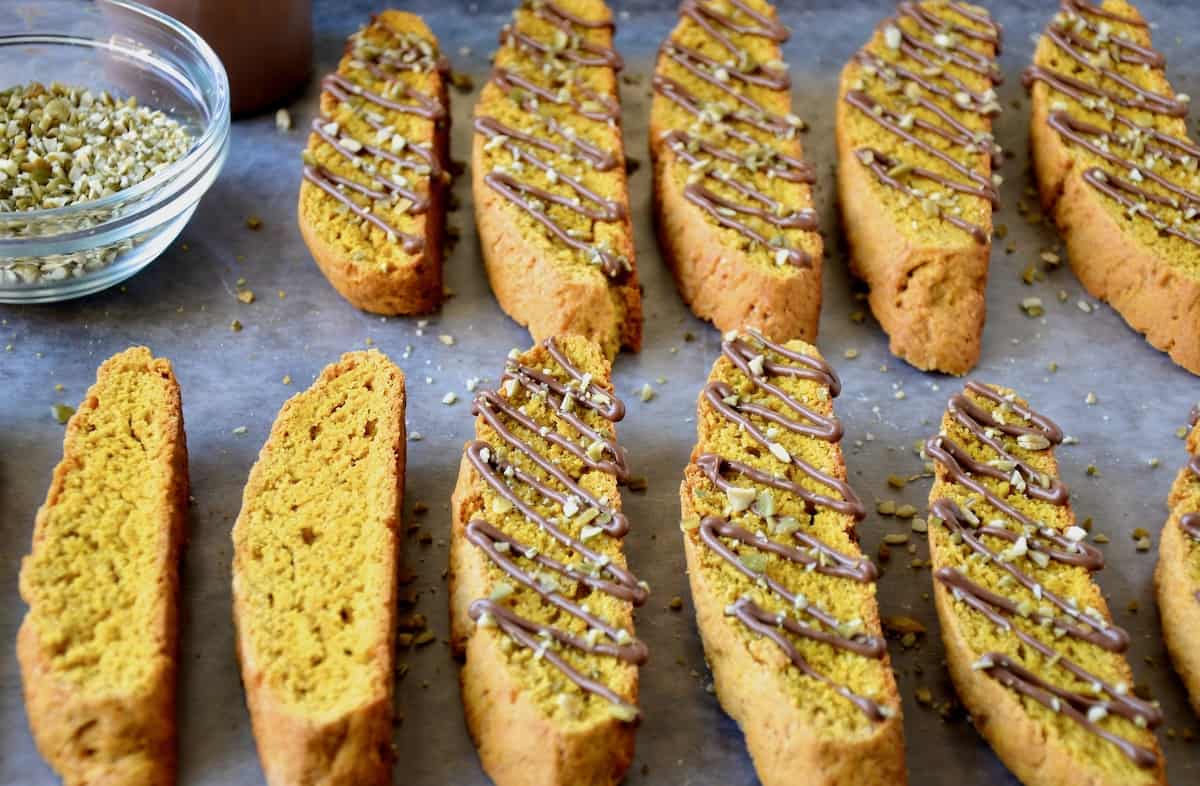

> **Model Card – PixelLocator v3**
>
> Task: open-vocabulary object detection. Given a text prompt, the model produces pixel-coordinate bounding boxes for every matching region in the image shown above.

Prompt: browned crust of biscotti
[650,145,822,343]
[232,352,405,786]
[1028,71,1200,375]
[18,347,188,786]
[449,453,635,786]
[678,470,906,786]
[1156,419,1200,716]
[472,134,643,360]
[298,11,449,316]
[835,95,988,376]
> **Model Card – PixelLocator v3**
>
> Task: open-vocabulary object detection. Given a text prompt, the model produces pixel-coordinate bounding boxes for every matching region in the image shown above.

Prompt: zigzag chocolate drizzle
[465,338,646,719]
[1024,0,1200,246]
[304,20,448,253]
[928,383,1162,768]
[653,0,816,267]
[478,1,631,280]
[688,330,891,721]
[845,1,1002,243]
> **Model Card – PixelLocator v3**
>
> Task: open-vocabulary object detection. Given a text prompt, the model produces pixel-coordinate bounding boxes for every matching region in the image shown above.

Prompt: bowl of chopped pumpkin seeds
[0,0,230,302]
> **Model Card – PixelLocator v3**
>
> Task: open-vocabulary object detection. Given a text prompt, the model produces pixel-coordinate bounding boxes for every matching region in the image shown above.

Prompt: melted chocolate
[654,0,818,269]
[854,148,989,243]
[688,332,890,721]
[928,386,1162,767]
[464,338,645,718]
[306,19,448,255]
[1025,1,1200,244]
[478,1,631,282]
[501,0,623,69]
[972,651,1160,769]
[845,2,1001,243]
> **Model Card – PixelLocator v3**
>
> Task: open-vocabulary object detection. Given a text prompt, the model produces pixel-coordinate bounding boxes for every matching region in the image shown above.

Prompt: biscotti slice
[449,336,645,786]
[1156,405,1200,714]
[836,2,1002,374]
[298,11,450,315]
[1025,0,1200,374]
[232,351,405,786]
[679,330,905,786]
[18,346,188,786]
[925,382,1165,785]
[472,0,642,359]
[649,0,822,343]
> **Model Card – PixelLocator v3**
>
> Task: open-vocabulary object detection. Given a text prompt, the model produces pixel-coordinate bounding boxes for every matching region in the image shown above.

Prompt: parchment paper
[2,1,1199,783]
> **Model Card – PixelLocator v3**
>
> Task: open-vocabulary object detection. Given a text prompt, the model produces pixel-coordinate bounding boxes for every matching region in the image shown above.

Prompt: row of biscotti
[296,0,1200,376]
[17,338,1200,786]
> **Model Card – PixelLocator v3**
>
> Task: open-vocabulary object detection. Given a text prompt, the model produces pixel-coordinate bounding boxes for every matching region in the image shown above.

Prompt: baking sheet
[3,0,1200,783]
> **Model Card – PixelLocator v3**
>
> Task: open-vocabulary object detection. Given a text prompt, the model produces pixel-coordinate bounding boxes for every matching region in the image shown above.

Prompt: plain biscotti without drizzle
[298,11,450,315]
[925,382,1165,786]
[1156,405,1200,715]
[450,336,645,786]
[650,0,822,343]
[19,346,189,786]
[1026,0,1200,374]
[232,350,406,786]
[473,0,642,360]
[680,330,905,786]
[836,1,1003,375]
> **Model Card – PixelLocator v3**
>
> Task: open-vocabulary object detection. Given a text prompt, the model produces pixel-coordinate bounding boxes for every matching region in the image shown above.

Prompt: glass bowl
[0,0,230,303]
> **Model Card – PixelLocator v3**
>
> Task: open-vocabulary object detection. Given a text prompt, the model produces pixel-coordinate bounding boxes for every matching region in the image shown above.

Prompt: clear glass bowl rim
[0,0,231,249]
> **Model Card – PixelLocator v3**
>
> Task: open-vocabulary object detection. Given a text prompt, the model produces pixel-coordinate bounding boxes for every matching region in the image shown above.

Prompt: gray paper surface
[2,1,1199,783]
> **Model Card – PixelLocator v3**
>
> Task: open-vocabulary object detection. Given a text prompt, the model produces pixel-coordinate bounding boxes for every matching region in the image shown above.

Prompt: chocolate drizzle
[928,384,1162,768]
[464,338,645,719]
[1025,1,1200,246]
[653,0,817,268]
[687,331,892,721]
[845,1,1001,243]
[477,1,631,281]
[305,20,448,255]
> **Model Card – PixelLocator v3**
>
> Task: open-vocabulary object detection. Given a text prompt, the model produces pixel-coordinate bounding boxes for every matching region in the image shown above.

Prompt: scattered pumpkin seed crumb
[50,403,74,424]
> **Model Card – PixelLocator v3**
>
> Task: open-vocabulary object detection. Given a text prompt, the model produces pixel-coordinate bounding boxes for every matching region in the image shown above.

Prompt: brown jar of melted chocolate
[143,0,312,115]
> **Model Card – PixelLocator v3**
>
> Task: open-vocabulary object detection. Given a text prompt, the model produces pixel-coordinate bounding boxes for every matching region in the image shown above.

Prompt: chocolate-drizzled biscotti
[650,0,822,343]
[926,383,1165,786]
[19,347,188,786]
[298,11,450,315]
[232,351,406,786]
[449,336,645,786]
[1026,0,1200,374]
[680,330,905,786]
[473,0,642,360]
[836,2,1002,374]
[1156,405,1200,714]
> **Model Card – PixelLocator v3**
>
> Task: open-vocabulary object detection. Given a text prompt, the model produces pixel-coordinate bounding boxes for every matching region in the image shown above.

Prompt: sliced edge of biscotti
[679,329,905,786]
[1026,0,1200,375]
[232,350,405,786]
[649,0,823,343]
[836,1,1001,374]
[472,0,641,359]
[1156,407,1200,715]
[449,335,644,786]
[926,381,1164,786]
[18,346,188,786]
[298,10,450,316]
